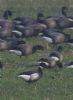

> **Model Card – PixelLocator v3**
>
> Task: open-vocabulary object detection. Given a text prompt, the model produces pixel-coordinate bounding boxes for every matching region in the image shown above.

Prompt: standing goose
[18,66,43,83]
[2,10,36,25]
[38,7,73,30]
[66,38,73,48]
[3,10,13,19]
[13,12,45,26]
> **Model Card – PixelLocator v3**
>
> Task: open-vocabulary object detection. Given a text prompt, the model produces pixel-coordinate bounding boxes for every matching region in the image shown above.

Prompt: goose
[0,19,14,39]
[48,46,63,68]
[36,57,56,69]
[18,66,43,83]
[8,44,44,56]
[13,12,45,26]
[2,10,36,25]
[0,37,26,51]
[66,61,73,68]
[58,6,73,30]
[38,7,73,30]
[12,23,47,37]
[38,29,70,47]
[66,38,73,47]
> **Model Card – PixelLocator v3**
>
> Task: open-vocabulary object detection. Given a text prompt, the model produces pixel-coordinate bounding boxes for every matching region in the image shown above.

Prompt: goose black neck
[56,46,63,53]
[32,45,44,53]
[38,67,43,75]
[3,10,12,19]
[37,12,44,23]
[62,6,67,17]
[0,61,3,68]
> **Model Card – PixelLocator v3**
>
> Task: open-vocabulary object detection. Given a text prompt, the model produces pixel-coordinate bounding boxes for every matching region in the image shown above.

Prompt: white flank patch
[68,27,73,30]
[68,18,73,21]
[67,43,73,47]
[51,56,59,61]
[14,21,22,24]
[8,50,22,55]
[39,33,43,36]
[0,26,2,29]
[40,24,47,28]
[37,61,49,66]
[42,37,53,43]
[67,65,73,68]
[31,73,39,80]
[18,75,30,81]
[17,25,24,28]
[12,30,23,36]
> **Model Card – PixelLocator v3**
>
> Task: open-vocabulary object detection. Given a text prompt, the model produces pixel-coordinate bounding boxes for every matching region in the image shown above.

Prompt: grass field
[1,0,73,100]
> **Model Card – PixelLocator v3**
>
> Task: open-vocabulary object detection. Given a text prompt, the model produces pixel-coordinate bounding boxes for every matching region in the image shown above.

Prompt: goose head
[61,6,68,17]
[37,12,44,23]
[3,10,13,19]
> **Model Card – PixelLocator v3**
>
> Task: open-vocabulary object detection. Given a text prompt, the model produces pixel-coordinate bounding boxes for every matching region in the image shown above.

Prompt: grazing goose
[39,29,70,47]
[66,38,73,47]
[38,8,73,30]
[12,23,47,37]
[49,46,63,68]
[0,39,12,51]
[0,37,26,51]
[13,12,45,26]
[18,66,43,83]
[66,61,73,68]
[2,10,36,25]
[13,16,36,26]
[8,44,44,56]
[36,57,56,68]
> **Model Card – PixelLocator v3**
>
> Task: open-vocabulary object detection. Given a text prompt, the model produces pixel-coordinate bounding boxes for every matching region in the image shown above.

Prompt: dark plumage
[61,6,68,17]
[3,10,12,19]
[0,61,3,69]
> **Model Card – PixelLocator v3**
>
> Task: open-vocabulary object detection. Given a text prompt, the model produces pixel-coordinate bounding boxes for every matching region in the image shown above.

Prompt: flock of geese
[1,6,73,83]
